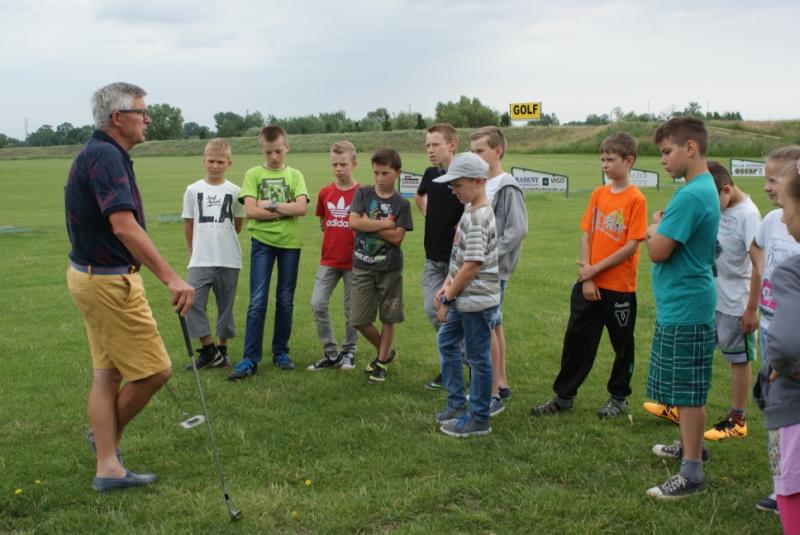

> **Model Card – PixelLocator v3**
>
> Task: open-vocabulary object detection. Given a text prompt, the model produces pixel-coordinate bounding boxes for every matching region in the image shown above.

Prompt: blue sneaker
[273,353,296,371]
[435,406,466,424]
[228,359,257,381]
[490,397,505,417]
[439,415,492,437]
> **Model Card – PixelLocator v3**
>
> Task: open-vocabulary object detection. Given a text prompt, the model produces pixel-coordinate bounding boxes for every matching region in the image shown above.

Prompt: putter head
[229,509,242,521]
[180,415,206,429]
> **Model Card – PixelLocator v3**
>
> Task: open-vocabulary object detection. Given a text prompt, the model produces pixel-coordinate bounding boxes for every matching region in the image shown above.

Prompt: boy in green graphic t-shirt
[228,125,310,380]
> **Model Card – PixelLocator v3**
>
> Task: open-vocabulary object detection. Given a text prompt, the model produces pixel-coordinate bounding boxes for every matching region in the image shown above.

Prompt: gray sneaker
[339,351,355,370]
[435,406,467,424]
[530,396,573,416]
[646,473,706,499]
[652,440,710,462]
[597,397,628,419]
[439,416,492,437]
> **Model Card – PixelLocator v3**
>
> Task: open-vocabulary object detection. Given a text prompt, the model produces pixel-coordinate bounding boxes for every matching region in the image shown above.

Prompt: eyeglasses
[113,109,150,119]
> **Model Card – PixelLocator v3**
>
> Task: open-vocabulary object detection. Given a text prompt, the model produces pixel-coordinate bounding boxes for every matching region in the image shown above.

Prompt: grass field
[0,152,784,533]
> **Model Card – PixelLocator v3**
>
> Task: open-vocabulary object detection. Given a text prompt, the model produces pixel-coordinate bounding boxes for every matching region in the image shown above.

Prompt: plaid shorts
[646,321,716,407]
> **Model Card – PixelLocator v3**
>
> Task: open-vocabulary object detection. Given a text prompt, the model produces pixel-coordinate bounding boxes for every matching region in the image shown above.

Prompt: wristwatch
[268,200,278,211]
[439,294,455,306]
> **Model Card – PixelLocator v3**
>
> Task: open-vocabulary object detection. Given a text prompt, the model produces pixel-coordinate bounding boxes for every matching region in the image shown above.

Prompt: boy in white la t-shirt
[181,138,245,369]
[704,162,761,441]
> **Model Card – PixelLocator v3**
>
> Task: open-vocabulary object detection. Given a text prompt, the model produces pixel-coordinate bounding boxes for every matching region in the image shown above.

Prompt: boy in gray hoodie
[470,126,528,416]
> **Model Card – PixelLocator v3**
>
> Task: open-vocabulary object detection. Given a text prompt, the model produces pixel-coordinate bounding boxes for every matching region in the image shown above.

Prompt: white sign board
[510,166,569,197]
[397,171,423,198]
[603,168,659,189]
[730,159,765,177]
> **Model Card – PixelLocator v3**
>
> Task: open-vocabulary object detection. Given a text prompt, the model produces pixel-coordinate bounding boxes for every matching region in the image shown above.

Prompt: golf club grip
[178,313,194,357]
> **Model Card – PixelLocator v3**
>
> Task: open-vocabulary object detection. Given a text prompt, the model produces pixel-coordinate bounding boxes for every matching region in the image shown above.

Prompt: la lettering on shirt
[181,179,245,269]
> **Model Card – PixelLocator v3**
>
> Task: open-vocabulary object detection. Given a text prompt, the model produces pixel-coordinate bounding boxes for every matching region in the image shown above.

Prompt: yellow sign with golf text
[509,102,541,120]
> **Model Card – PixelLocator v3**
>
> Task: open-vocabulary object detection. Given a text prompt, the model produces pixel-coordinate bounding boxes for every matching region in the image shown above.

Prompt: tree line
[1,98,742,148]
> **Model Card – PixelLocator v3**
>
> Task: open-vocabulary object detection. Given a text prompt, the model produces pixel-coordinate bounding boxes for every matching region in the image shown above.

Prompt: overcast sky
[1,0,797,139]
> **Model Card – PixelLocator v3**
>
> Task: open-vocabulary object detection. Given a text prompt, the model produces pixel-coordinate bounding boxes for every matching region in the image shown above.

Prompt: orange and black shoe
[704,416,748,441]
[642,402,680,424]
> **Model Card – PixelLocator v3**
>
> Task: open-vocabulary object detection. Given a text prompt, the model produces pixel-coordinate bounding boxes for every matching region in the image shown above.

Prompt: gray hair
[91,82,147,130]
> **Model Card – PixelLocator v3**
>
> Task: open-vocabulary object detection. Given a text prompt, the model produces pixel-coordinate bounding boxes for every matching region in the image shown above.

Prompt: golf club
[179,313,242,522]
[164,381,206,429]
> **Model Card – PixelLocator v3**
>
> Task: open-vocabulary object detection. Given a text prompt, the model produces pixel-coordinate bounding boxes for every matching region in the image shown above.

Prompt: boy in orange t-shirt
[531,132,648,418]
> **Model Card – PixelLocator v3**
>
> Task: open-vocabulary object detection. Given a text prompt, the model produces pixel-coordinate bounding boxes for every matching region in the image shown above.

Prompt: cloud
[92,0,207,24]
[0,0,798,139]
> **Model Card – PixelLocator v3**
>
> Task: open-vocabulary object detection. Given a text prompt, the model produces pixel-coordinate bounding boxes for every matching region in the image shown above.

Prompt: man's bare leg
[89,369,126,478]
[115,368,172,442]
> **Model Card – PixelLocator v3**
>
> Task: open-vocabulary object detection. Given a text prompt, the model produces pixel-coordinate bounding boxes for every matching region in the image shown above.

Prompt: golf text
[509,102,541,120]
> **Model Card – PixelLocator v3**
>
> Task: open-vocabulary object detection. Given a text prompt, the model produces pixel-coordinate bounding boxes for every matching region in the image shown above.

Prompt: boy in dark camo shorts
[348,148,413,384]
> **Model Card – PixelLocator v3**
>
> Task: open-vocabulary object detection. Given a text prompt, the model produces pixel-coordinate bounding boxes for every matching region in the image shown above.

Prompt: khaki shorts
[349,267,404,326]
[67,266,170,381]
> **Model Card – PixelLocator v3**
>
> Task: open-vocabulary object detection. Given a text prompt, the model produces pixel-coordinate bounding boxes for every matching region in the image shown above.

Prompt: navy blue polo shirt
[65,130,145,267]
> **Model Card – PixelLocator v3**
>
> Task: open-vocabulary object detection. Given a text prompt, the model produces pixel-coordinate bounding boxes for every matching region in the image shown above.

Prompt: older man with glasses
[65,82,194,492]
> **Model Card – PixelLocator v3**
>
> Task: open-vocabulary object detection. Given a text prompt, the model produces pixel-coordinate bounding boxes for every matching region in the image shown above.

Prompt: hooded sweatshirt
[759,255,800,430]
[488,173,528,281]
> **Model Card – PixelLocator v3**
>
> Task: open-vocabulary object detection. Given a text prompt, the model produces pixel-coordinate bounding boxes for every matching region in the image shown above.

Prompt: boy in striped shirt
[432,152,501,438]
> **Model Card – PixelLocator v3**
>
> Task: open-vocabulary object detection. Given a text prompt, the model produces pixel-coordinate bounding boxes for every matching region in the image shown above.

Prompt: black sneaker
[425,373,444,390]
[184,344,223,370]
[756,493,779,514]
[216,345,232,368]
[364,349,396,373]
[227,359,257,381]
[306,354,342,371]
[646,474,707,499]
[530,396,573,416]
[368,362,388,383]
[498,386,512,400]
[651,440,710,462]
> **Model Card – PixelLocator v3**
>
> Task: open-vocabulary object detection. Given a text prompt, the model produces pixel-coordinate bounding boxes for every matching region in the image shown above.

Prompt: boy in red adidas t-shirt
[307,141,361,370]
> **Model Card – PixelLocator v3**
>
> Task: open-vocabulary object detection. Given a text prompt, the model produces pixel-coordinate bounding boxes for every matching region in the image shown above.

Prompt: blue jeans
[243,239,300,361]
[438,305,497,423]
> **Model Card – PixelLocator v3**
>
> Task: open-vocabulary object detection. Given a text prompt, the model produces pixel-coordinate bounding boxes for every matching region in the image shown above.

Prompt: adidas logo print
[327,196,350,219]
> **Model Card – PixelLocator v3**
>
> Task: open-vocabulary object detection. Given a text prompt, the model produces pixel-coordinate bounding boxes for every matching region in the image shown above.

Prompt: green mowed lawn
[0,153,781,533]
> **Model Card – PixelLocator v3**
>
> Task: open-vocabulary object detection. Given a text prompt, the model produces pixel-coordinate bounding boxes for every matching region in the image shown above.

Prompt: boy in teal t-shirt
[644,117,720,500]
[228,126,310,380]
